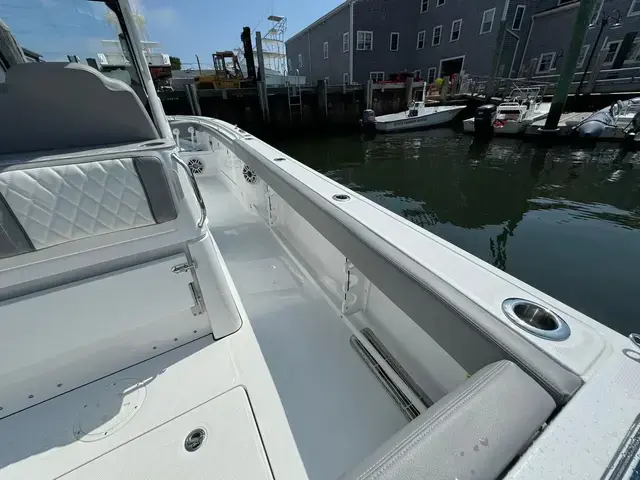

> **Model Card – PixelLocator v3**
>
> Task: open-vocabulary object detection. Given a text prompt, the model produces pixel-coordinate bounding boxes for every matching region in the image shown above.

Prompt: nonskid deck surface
[199,175,408,480]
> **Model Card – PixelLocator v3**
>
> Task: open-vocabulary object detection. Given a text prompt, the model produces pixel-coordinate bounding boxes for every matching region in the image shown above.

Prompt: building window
[420,0,429,13]
[450,19,462,42]
[427,67,437,84]
[626,39,640,63]
[323,41,329,59]
[536,52,556,73]
[604,41,622,64]
[590,0,604,25]
[413,69,422,79]
[416,30,426,49]
[343,72,349,84]
[298,53,303,68]
[343,32,349,52]
[432,25,442,46]
[370,71,385,82]
[512,5,525,30]
[390,32,400,51]
[437,0,445,5]
[480,8,496,34]
[629,0,640,16]
[577,44,590,68]
[287,57,291,71]
[357,30,373,51]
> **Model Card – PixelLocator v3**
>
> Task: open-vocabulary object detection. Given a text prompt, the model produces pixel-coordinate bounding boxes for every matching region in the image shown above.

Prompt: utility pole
[542,0,599,131]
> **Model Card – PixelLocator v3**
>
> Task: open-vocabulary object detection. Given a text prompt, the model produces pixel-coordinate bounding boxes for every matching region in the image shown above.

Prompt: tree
[169,56,181,70]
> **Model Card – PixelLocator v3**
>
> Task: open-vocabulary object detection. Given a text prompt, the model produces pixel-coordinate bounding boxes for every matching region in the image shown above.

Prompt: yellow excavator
[195,27,258,90]
[195,51,243,89]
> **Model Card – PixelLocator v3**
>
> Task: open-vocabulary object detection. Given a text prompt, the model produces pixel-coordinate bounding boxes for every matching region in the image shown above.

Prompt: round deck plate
[73,378,146,442]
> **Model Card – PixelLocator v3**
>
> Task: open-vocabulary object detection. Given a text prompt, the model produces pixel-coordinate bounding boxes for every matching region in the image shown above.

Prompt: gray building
[286,0,640,85]
[520,0,640,78]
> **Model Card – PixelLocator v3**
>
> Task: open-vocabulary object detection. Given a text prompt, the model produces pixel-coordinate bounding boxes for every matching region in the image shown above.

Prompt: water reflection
[277,130,640,335]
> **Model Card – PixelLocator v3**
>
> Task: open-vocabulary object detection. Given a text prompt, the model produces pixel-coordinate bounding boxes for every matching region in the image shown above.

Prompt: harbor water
[277,129,640,336]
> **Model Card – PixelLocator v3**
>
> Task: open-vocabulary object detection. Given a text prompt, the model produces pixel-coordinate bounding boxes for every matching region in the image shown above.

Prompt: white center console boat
[0,2,639,480]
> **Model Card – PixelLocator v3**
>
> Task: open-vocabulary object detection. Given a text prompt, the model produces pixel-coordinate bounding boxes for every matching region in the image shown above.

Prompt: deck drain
[184,428,206,452]
[332,193,351,202]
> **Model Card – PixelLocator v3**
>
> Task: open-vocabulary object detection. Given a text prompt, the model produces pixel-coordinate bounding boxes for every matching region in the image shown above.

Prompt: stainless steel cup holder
[501,298,571,341]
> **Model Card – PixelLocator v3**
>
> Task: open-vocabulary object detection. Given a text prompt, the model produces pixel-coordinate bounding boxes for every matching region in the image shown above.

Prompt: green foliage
[169,56,181,70]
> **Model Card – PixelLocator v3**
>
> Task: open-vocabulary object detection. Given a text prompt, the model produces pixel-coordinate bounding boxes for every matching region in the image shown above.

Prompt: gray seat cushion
[0,62,158,155]
[340,360,555,480]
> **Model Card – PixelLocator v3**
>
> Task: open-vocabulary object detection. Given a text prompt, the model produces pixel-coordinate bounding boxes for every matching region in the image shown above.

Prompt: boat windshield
[0,0,162,107]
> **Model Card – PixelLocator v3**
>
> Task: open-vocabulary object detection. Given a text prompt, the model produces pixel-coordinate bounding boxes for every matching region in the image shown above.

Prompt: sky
[0,0,342,67]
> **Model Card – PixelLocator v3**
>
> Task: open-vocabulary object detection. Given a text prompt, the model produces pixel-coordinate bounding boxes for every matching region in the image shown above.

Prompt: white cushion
[0,159,154,249]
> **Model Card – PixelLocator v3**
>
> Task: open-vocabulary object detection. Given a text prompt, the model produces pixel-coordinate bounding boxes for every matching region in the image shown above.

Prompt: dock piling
[255,31,270,123]
[366,80,373,110]
[585,50,607,95]
[186,84,202,116]
[405,76,414,107]
[543,0,598,131]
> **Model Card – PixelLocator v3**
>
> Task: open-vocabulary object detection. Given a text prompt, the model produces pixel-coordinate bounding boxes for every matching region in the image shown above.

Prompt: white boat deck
[0,176,406,480]
[200,175,408,480]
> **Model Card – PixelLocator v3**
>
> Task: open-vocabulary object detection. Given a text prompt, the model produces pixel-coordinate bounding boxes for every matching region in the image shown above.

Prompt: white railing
[514,65,640,94]
[97,51,169,67]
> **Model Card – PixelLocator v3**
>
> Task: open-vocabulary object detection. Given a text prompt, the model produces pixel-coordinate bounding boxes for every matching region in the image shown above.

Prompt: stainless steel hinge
[172,261,197,274]
[188,282,205,316]
[341,258,369,316]
[172,259,204,315]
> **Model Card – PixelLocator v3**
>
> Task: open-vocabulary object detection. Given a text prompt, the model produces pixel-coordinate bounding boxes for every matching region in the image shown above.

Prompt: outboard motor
[361,109,376,138]
[474,104,497,138]
[623,110,640,148]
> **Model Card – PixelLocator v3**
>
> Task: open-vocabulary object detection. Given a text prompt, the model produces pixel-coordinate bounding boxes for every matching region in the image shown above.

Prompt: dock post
[185,83,196,115]
[405,76,414,107]
[255,31,270,123]
[585,50,607,95]
[187,83,202,116]
[317,80,328,119]
[257,81,270,122]
[366,79,373,110]
[542,0,598,131]
[526,58,538,80]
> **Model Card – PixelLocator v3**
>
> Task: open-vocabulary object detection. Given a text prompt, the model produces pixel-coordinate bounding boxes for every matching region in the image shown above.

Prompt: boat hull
[376,106,464,133]
[463,105,551,136]
[463,118,529,135]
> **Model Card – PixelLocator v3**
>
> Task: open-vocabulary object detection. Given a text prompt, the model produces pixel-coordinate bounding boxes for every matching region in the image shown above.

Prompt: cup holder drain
[501,298,570,341]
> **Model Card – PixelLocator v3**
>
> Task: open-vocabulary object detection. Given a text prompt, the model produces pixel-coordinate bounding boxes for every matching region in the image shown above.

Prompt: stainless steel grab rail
[172,152,207,228]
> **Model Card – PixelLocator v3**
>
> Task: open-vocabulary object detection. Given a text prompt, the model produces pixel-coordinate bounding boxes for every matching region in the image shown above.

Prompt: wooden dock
[524,111,640,146]
[525,112,592,136]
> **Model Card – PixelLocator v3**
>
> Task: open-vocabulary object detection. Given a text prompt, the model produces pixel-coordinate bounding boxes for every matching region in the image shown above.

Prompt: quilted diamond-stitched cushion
[0,159,155,249]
